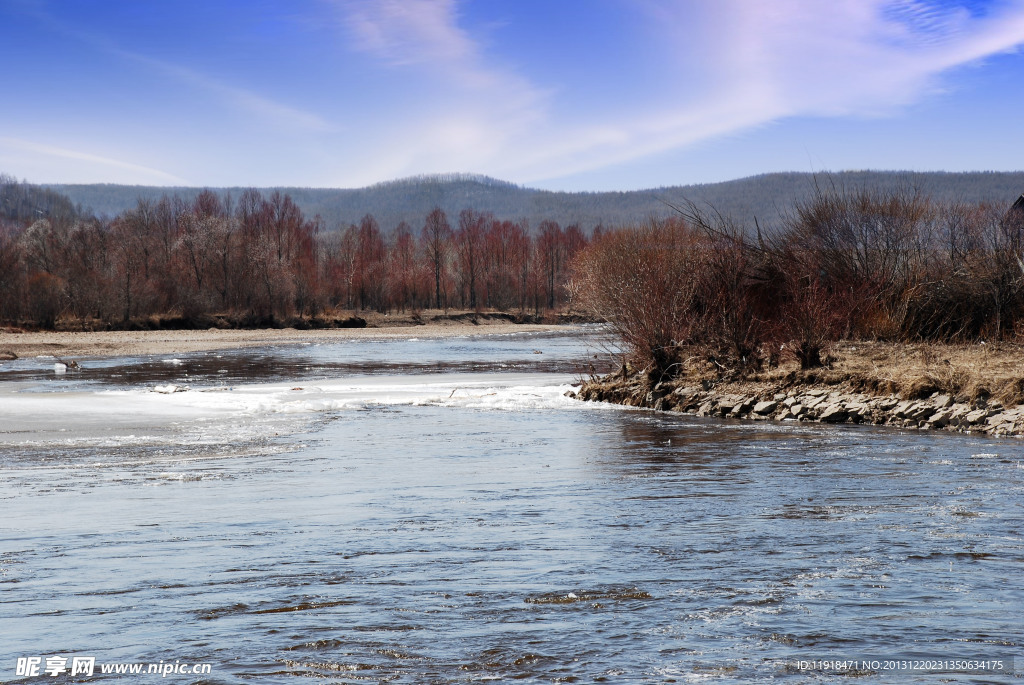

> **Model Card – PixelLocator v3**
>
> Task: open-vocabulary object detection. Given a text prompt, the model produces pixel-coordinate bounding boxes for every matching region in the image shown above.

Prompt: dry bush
[775,272,848,369]
[964,203,1024,339]
[0,223,25,322]
[758,238,855,369]
[25,272,65,329]
[577,183,1024,394]
[778,182,933,339]
[699,231,765,370]
[572,217,705,382]
[675,202,775,372]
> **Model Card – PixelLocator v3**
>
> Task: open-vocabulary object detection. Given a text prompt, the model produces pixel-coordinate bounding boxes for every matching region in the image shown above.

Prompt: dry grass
[582,340,1024,413]
[740,340,1024,406]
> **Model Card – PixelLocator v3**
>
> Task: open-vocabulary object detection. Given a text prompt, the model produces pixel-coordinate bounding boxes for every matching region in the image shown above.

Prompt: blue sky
[1,0,1023,191]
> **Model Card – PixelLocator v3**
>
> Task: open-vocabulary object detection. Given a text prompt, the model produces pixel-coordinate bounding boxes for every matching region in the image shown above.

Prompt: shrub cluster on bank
[572,183,1024,383]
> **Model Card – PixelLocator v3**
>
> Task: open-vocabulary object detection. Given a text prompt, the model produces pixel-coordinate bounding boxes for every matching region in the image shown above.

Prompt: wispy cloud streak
[116,50,334,133]
[0,138,189,184]
[16,2,332,133]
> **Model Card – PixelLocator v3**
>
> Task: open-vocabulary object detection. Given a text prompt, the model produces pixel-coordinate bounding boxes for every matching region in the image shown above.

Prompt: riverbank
[569,341,1024,437]
[0,312,570,359]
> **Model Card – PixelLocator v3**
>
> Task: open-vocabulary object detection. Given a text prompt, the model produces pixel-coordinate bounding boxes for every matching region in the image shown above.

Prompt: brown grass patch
[650,340,1024,406]
[781,341,1024,404]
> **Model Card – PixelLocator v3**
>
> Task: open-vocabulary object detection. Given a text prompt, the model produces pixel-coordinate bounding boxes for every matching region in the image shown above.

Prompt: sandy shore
[0,323,567,360]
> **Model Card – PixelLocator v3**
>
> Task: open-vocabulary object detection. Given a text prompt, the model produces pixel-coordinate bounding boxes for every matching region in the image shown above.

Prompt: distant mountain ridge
[47,170,1024,233]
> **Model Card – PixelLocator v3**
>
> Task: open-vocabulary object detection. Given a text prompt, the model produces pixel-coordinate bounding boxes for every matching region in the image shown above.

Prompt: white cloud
[511,0,1024,184]
[344,0,476,67]
[329,0,1024,187]
[328,0,549,185]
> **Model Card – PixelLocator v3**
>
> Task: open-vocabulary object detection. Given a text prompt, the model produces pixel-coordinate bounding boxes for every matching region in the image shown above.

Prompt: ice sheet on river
[0,372,585,451]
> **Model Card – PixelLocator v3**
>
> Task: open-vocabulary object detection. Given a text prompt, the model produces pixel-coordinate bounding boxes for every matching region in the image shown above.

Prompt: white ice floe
[0,372,592,451]
[126,373,582,415]
[153,384,189,394]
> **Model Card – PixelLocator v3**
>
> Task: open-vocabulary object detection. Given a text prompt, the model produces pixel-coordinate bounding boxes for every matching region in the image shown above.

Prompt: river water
[1,329,1021,683]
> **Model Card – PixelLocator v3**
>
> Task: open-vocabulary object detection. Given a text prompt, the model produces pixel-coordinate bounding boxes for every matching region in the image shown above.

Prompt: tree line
[573,183,1024,383]
[0,179,587,328]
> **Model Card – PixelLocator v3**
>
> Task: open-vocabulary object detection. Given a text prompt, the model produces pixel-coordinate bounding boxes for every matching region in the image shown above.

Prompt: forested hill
[1,173,80,224]
[48,170,1024,232]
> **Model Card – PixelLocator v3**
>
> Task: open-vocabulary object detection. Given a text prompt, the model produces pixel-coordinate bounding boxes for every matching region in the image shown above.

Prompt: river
[1,329,1021,683]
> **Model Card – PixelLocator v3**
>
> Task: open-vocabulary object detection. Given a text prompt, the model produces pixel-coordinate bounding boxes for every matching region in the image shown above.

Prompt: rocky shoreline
[570,374,1024,438]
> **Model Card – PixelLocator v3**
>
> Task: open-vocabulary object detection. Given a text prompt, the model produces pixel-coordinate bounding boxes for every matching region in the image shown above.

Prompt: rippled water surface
[1,329,1022,683]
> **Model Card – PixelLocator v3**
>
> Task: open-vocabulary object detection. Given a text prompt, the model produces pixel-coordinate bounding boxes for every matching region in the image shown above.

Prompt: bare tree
[421,207,451,309]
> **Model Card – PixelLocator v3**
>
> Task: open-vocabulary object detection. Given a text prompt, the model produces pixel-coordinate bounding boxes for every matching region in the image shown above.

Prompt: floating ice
[153,384,188,394]
[0,372,592,454]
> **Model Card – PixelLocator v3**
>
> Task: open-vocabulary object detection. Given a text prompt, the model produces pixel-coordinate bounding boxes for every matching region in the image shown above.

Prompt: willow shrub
[572,218,708,382]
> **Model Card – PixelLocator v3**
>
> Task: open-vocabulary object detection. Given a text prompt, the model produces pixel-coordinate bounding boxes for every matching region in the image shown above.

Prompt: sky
[1,0,1023,191]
